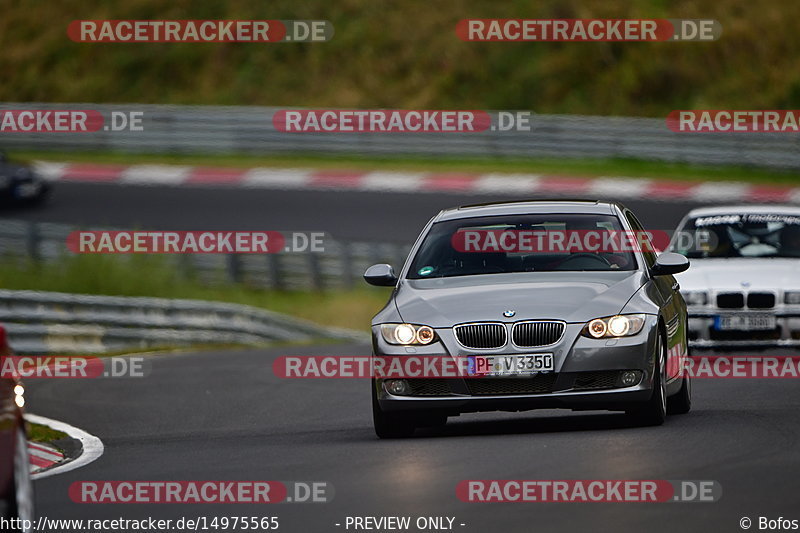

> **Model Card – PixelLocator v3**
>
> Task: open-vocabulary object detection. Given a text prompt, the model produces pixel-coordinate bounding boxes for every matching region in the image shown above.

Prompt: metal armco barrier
[0,220,390,354]
[0,220,411,291]
[2,103,799,169]
[0,289,364,355]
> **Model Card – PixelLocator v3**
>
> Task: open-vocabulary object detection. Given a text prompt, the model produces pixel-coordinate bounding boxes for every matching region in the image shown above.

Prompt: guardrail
[2,103,799,169]
[0,289,365,354]
[0,220,411,291]
[0,220,394,352]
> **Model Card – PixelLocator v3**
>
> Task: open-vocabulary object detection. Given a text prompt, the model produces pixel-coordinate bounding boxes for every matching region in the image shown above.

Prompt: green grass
[27,422,68,445]
[15,149,800,185]
[0,255,390,331]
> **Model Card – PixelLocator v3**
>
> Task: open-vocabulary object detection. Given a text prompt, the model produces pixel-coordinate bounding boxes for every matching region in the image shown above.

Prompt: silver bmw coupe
[365,200,691,438]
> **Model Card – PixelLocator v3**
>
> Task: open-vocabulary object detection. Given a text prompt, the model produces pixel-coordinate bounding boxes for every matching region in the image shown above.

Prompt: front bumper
[372,317,659,415]
[377,380,653,415]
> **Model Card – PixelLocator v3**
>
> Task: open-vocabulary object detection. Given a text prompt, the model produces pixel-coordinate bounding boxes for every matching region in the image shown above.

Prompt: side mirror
[651,252,690,276]
[364,264,398,287]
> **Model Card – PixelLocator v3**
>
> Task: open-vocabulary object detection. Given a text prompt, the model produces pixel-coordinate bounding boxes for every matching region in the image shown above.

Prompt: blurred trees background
[2,0,799,116]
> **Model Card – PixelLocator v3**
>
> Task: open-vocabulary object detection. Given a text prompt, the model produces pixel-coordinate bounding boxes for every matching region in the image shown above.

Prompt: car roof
[685,205,800,218]
[436,200,619,221]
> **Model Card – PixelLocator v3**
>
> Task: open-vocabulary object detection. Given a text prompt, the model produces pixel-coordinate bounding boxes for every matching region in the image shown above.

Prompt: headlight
[681,291,708,306]
[583,314,647,339]
[785,292,800,305]
[380,324,437,345]
[14,384,24,408]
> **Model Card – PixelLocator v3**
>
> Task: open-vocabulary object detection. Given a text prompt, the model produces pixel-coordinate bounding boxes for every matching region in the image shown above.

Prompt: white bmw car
[669,205,800,349]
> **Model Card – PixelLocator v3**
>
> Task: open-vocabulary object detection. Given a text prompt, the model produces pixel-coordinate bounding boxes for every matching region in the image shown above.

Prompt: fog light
[621,371,639,386]
[384,379,410,395]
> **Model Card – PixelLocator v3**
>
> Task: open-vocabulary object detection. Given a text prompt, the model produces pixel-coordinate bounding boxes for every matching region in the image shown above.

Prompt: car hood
[394,271,645,327]
[675,258,800,291]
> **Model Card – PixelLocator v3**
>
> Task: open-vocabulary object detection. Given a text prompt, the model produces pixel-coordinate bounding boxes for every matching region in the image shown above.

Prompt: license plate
[467,354,554,376]
[714,314,776,331]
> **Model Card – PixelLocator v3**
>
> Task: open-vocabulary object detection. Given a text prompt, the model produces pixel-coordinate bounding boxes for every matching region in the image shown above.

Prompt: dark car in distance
[0,152,50,206]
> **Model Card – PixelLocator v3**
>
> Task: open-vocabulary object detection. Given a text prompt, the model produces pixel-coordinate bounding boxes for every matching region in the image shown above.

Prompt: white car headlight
[785,292,800,305]
[380,324,437,345]
[583,314,647,339]
[681,291,708,306]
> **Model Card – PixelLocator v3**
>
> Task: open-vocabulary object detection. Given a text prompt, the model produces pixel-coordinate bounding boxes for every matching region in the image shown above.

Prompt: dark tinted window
[407,214,637,279]
[624,211,658,268]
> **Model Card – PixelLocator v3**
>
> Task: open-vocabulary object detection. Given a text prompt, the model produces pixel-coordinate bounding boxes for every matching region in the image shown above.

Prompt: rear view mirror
[651,252,690,276]
[364,264,398,287]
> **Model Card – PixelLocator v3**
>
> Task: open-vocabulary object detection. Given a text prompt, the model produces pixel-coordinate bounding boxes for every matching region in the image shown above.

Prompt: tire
[6,426,34,532]
[667,371,692,415]
[627,332,667,427]
[372,382,415,439]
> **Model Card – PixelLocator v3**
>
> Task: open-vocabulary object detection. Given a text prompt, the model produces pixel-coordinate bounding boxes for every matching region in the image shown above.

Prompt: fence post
[26,222,40,262]
[226,253,243,284]
[268,253,284,290]
[308,252,323,291]
[341,243,354,288]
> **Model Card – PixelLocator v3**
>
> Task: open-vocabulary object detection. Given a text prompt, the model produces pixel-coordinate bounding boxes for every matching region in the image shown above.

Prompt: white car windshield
[671,213,800,259]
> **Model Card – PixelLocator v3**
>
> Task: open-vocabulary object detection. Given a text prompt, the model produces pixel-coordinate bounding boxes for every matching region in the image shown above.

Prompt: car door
[624,210,686,379]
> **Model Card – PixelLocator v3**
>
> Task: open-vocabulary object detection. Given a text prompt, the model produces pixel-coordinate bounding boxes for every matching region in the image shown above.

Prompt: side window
[625,211,658,269]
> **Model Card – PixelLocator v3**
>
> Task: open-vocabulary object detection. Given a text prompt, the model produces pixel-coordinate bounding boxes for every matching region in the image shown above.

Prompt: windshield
[670,213,800,259]
[407,213,638,279]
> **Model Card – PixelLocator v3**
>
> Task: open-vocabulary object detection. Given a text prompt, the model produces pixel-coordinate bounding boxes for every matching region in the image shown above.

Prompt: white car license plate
[468,354,554,376]
[715,314,776,331]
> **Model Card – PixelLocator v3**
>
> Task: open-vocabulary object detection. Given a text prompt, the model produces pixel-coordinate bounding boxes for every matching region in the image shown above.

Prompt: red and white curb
[33,161,800,204]
[27,441,64,474]
[25,413,104,480]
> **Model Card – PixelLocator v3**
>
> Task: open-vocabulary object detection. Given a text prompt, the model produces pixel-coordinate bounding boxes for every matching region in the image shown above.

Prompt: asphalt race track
[27,343,800,532]
[2,182,704,242]
[12,182,800,531]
